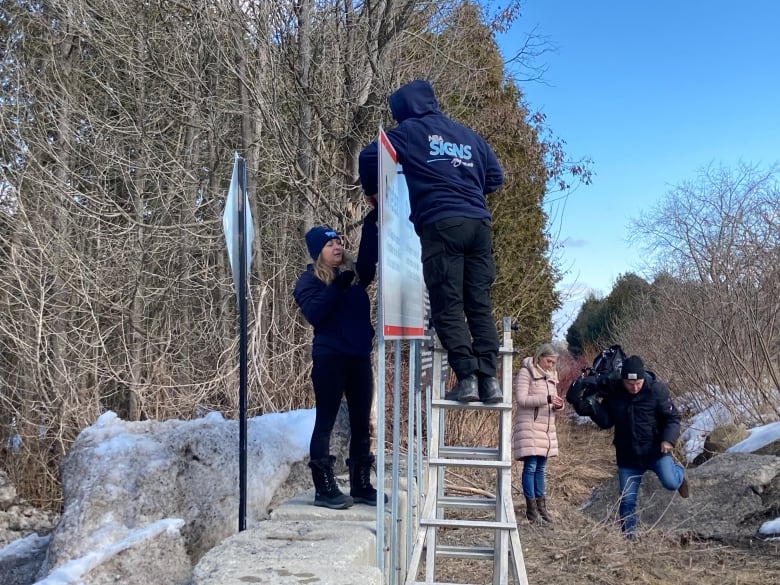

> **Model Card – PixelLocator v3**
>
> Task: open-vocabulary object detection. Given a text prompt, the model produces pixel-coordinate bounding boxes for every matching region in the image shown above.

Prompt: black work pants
[309,354,373,461]
[419,217,499,380]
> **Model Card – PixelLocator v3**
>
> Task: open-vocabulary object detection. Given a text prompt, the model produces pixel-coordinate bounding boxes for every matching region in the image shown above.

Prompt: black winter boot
[444,374,480,402]
[347,455,387,506]
[478,376,503,404]
[525,497,540,523]
[309,456,353,509]
[536,496,553,523]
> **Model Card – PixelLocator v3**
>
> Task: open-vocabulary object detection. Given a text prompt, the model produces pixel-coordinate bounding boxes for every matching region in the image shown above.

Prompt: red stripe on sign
[379,130,397,162]
[384,325,425,337]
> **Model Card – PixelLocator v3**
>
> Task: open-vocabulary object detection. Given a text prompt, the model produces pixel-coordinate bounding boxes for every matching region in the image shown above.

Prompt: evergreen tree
[565,272,649,357]
[429,2,566,354]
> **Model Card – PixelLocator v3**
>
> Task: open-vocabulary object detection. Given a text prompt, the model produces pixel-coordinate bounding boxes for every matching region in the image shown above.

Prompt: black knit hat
[305,226,339,260]
[621,355,645,380]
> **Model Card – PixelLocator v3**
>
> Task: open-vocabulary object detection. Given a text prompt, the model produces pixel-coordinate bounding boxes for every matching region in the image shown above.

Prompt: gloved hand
[333,270,355,290]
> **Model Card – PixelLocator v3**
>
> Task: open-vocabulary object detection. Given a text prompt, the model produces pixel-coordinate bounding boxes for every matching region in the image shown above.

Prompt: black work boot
[347,455,387,506]
[308,456,353,509]
[444,374,479,402]
[478,376,503,404]
[525,497,540,523]
[536,496,553,523]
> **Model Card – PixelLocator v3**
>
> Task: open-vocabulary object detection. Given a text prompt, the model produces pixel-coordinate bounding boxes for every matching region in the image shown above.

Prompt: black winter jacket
[587,372,682,469]
[292,210,378,357]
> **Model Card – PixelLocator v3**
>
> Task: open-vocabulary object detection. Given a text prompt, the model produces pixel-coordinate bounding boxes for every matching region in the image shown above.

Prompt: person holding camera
[571,355,689,539]
[512,343,564,523]
[292,206,382,509]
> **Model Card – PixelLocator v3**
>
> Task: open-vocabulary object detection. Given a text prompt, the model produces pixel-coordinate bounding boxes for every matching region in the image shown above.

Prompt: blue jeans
[521,456,548,499]
[617,455,685,537]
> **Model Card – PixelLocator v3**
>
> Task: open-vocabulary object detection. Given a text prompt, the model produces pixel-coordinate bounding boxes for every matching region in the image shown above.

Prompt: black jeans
[309,354,373,461]
[419,217,499,380]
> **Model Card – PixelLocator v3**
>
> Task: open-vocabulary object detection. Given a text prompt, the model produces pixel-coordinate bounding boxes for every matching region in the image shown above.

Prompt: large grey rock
[0,406,365,584]
[36,519,190,585]
[581,452,780,543]
[707,423,749,453]
[693,423,749,463]
[0,534,50,585]
[38,409,316,578]
[754,437,780,457]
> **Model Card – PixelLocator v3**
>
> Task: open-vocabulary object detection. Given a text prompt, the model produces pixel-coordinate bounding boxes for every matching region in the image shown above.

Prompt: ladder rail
[404,317,529,585]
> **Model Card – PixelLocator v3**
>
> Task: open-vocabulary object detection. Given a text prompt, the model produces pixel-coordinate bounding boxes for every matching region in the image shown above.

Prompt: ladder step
[428,457,511,469]
[438,446,500,459]
[420,518,517,530]
[408,329,528,585]
[410,582,481,585]
[437,495,496,510]
[436,544,495,560]
[431,398,512,410]
[427,344,513,355]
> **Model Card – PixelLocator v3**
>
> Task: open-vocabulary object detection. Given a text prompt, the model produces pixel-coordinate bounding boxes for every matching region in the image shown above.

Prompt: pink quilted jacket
[512,356,560,460]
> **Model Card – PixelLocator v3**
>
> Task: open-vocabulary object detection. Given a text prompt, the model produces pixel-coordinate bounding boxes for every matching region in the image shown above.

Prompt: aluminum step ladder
[405,318,529,585]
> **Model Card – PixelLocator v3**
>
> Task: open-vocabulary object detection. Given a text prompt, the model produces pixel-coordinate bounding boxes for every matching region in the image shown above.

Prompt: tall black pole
[237,156,248,532]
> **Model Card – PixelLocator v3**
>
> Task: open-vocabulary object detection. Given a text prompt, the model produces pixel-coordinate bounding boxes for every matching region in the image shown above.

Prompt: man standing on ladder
[359,79,505,404]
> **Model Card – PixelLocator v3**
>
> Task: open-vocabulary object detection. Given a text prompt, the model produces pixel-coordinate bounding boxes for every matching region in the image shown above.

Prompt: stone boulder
[581,452,780,543]
[754,437,780,457]
[1,404,357,584]
[37,519,190,585]
[693,423,749,464]
[0,534,50,585]
[36,408,322,581]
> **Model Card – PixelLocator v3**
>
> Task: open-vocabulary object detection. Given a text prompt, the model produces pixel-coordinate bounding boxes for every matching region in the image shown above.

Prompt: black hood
[388,80,439,122]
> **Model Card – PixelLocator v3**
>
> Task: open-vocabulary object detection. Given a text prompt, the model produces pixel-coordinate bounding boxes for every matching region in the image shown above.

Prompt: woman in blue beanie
[292,205,382,509]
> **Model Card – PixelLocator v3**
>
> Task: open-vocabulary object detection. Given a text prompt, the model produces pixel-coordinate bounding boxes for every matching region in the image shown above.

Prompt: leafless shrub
[0,0,560,508]
[621,163,780,425]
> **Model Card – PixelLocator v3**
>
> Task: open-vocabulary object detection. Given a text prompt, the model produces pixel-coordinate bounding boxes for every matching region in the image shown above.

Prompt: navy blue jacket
[293,211,378,357]
[587,372,682,469]
[358,80,504,233]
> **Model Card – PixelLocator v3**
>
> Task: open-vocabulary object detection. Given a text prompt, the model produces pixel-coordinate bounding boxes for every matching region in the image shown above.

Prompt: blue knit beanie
[305,226,339,260]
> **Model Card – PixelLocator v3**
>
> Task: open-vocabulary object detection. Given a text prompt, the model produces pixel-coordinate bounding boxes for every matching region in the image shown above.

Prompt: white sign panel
[378,129,425,339]
[222,154,254,302]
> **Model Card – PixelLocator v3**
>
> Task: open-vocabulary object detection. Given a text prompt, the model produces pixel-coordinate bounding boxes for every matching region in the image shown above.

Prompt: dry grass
[417,416,780,585]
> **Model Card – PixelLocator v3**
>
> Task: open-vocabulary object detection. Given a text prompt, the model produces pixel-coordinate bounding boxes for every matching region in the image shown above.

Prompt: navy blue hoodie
[292,210,378,357]
[358,79,504,233]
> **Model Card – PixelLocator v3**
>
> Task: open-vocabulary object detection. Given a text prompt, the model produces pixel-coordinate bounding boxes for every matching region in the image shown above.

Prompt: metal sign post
[222,152,254,532]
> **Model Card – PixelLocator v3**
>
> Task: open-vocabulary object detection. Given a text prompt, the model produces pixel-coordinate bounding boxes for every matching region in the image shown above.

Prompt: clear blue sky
[497,0,780,335]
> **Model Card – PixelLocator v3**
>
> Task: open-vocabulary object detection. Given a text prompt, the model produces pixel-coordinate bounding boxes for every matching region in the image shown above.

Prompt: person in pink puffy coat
[512,343,564,523]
